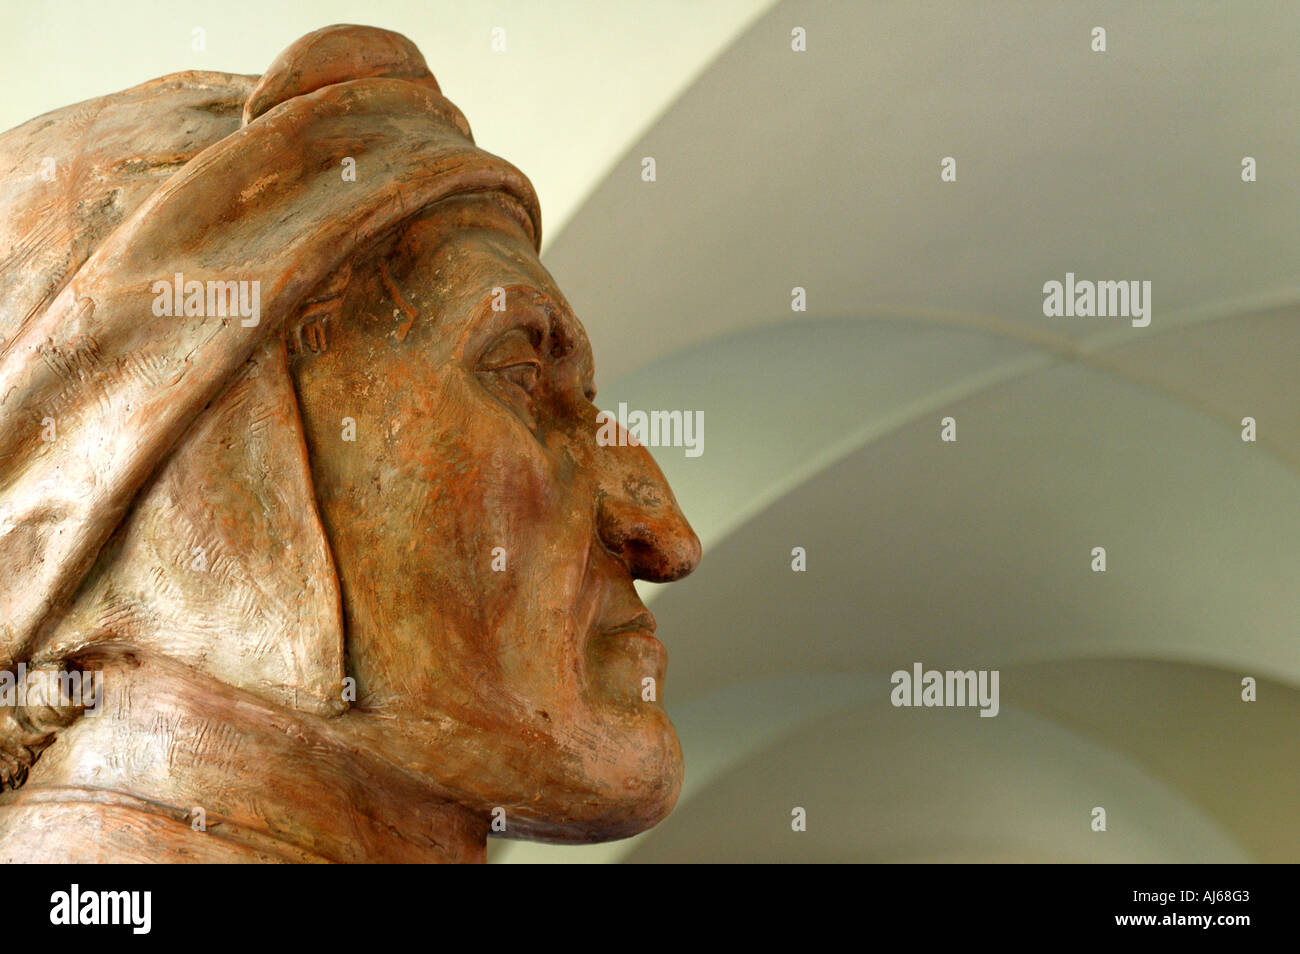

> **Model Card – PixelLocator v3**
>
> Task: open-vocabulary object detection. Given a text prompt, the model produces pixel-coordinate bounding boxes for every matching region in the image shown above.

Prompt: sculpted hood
[0,25,541,718]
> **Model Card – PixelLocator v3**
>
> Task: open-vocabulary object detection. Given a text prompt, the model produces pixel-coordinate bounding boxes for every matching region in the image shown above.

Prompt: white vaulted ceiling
[497,0,1300,862]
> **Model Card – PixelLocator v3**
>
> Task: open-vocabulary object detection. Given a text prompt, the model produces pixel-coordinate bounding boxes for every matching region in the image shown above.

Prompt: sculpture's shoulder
[0,795,322,863]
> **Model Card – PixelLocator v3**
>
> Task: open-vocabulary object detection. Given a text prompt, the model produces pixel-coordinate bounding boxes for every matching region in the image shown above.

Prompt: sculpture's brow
[529,292,577,350]
[530,292,596,398]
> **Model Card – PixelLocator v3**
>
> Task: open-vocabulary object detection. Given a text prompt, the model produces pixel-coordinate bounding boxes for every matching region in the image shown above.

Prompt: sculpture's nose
[594,431,701,584]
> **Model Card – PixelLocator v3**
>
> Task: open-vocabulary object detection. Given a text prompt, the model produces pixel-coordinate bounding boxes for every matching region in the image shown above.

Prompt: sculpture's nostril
[598,498,701,583]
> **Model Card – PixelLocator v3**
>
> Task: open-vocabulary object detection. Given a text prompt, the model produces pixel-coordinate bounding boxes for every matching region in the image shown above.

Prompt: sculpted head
[0,25,699,858]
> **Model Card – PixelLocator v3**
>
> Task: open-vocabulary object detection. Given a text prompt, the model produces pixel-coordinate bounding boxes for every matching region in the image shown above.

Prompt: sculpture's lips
[599,612,656,638]
[595,612,666,679]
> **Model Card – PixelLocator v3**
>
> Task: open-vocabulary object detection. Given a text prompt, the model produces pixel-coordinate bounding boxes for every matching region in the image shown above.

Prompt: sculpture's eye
[477,326,543,428]
[500,362,539,394]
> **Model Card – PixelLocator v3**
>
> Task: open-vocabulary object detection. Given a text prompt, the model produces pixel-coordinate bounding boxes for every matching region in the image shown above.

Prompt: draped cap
[0,25,542,713]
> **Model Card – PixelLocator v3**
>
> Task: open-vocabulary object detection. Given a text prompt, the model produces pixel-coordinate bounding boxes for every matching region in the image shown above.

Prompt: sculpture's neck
[0,655,487,863]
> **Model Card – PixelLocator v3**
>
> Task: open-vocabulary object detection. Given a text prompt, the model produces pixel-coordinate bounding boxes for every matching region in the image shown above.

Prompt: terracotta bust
[0,25,699,862]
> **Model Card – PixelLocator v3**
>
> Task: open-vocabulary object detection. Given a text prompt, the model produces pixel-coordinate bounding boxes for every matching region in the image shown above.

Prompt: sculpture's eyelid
[473,295,547,362]
[478,327,542,370]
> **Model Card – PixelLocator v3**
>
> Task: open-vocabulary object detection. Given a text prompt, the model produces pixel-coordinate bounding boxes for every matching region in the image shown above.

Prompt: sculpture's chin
[498,706,684,844]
